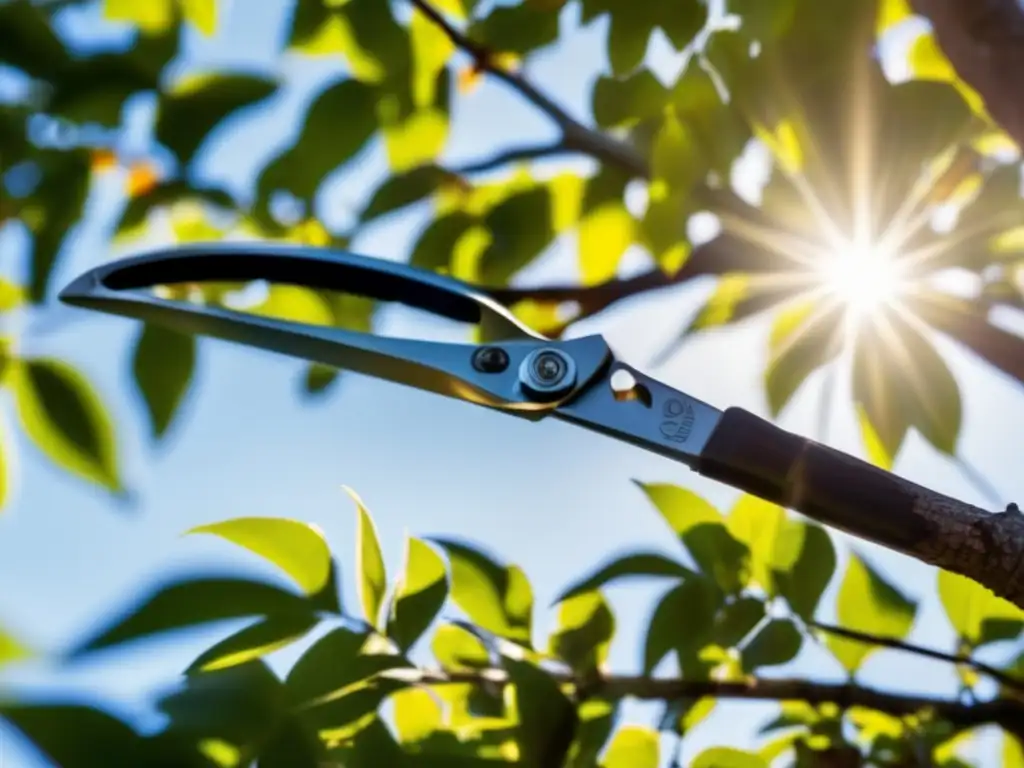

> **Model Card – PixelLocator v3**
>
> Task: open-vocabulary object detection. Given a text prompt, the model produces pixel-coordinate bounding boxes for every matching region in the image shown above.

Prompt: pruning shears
[60,244,968,558]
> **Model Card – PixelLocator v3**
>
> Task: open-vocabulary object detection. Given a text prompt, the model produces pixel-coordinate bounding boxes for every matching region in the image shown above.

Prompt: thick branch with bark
[408,668,1024,738]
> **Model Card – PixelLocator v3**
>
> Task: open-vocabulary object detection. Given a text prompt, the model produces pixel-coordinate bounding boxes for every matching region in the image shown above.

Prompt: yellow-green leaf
[602,725,659,768]
[827,553,917,674]
[692,746,767,768]
[103,0,174,32]
[381,108,449,172]
[181,0,217,35]
[937,568,1024,647]
[432,623,490,672]
[12,357,121,493]
[578,203,634,284]
[0,626,31,668]
[186,517,333,597]
[690,274,751,331]
[727,495,785,594]
[386,536,448,652]
[392,687,443,744]
[1006,733,1024,768]
[346,487,387,628]
[652,108,698,191]
[410,7,455,108]
[876,0,913,36]
[856,403,897,470]
[548,590,615,674]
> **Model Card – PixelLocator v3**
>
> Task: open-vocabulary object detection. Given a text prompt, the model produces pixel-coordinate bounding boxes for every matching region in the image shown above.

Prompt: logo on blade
[660,398,694,443]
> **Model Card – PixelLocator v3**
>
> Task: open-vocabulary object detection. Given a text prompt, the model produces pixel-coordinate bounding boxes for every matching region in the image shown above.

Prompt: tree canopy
[1,0,1024,765]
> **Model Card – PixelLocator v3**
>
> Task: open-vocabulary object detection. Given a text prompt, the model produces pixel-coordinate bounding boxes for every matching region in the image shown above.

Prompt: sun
[816,236,908,322]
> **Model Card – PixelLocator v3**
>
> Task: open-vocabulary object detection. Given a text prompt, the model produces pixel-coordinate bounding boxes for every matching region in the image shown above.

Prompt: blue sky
[0,0,1022,765]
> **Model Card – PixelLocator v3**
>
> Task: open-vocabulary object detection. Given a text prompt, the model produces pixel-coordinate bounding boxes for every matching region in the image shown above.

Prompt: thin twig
[451,142,578,175]
[405,668,1024,733]
[808,620,1024,694]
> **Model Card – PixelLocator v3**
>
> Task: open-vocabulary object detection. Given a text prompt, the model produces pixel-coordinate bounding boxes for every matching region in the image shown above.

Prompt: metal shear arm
[58,244,613,415]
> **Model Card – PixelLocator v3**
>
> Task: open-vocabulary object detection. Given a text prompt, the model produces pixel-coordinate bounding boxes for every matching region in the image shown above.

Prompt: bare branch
[808,620,1024,693]
[909,0,1024,150]
[410,668,1024,735]
[451,142,580,175]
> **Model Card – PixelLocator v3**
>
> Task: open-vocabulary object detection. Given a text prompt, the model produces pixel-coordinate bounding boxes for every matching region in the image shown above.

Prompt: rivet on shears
[519,348,576,401]
[472,346,510,373]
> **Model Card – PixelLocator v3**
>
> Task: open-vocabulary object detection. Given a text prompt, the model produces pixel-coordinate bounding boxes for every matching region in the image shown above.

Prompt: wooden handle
[697,407,945,551]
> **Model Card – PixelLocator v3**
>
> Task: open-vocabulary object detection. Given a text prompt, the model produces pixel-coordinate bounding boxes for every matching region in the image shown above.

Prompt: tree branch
[409,668,1024,736]
[450,142,578,175]
[909,0,1024,150]
[808,620,1024,693]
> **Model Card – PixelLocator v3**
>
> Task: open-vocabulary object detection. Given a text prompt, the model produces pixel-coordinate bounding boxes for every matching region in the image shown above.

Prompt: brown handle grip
[697,407,941,550]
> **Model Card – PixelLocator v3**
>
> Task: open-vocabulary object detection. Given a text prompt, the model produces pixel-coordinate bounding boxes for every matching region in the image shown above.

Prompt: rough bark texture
[699,407,1024,609]
[910,0,1024,150]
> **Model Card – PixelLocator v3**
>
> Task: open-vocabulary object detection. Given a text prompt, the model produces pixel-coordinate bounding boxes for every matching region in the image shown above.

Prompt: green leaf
[284,627,370,704]
[636,483,749,593]
[651,107,700,192]
[726,495,785,594]
[606,8,655,76]
[570,698,619,768]
[132,323,197,439]
[764,300,843,417]
[936,568,1024,647]
[258,716,325,768]
[12,357,121,493]
[159,659,286,743]
[387,536,448,652]
[548,590,615,674]
[379,99,449,172]
[26,149,92,302]
[346,487,387,628]
[601,725,659,768]
[156,73,277,165]
[713,596,765,647]
[691,746,767,768]
[643,577,722,674]
[731,0,798,40]
[506,657,577,767]
[479,186,556,286]
[302,363,339,397]
[470,2,560,54]
[360,165,454,223]
[73,575,314,655]
[0,704,147,766]
[187,613,320,673]
[186,517,334,599]
[593,70,668,129]
[432,623,491,672]
[0,1,71,79]
[0,419,14,515]
[656,0,709,48]
[827,553,917,674]
[256,78,378,219]
[772,521,836,621]
[410,211,478,272]
[552,551,693,605]
[741,619,802,671]
[431,538,533,646]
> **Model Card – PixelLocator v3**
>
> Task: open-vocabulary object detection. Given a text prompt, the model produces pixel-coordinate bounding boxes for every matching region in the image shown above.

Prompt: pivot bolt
[472,346,510,373]
[519,348,576,401]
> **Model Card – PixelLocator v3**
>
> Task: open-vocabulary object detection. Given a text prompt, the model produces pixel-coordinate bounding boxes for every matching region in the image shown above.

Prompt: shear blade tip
[58,270,101,306]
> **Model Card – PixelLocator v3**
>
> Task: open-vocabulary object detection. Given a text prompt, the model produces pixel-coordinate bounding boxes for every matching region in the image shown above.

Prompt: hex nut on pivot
[518,348,576,401]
